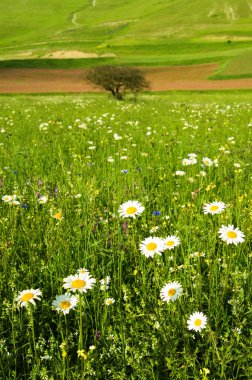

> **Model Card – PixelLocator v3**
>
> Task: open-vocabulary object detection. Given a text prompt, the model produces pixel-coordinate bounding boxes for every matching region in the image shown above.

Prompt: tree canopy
[86,66,149,100]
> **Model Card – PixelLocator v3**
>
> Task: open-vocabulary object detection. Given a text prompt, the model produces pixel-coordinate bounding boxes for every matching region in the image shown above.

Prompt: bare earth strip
[0,64,252,93]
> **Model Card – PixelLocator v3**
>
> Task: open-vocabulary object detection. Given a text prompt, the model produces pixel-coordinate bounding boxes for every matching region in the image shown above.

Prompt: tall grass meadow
[0,94,251,379]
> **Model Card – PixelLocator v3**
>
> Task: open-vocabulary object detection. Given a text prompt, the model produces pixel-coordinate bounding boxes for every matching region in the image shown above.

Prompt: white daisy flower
[174,171,185,176]
[139,236,165,258]
[218,225,245,245]
[38,196,47,204]
[203,201,226,215]
[52,294,78,315]
[160,281,183,302]
[114,133,122,140]
[199,171,206,177]
[16,289,42,308]
[105,298,115,306]
[100,276,111,291]
[63,272,96,293]
[182,158,191,166]
[163,235,181,250]
[2,195,13,203]
[11,200,20,206]
[187,312,207,332]
[118,200,144,219]
[77,268,90,275]
[189,157,197,165]
[202,157,213,167]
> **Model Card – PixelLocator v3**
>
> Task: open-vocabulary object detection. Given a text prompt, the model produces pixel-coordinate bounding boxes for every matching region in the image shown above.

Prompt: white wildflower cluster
[100,276,111,291]
[2,195,20,206]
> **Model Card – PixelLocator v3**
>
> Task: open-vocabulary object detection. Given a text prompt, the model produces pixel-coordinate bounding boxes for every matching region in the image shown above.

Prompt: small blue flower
[21,204,30,210]
[153,211,161,216]
[121,170,128,174]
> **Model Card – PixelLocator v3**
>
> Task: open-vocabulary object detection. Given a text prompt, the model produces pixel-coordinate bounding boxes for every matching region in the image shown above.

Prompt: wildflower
[77,350,87,360]
[153,211,161,216]
[139,236,165,258]
[2,195,13,203]
[63,272,96,293]
[121,169,128,174]
[190,251,206,258]
[218,225,245,245]
[150,226,159,234]
[160,281,183,302]
[38,196,47,204]
[114,133,122,140]
[203,201,226,215]
[188,153,197,158]
[100,276,111,291]
[77,268,90,275]
[187,312,207,332]
[21,203,30,209]
[163,235,180,250]
[202,157,213,166]
[16,289,42,308]
[189,157,197,165]
[174,171,185,176]
[199,171,206,177]
[52,294,78,315]
[182,158,191,166]
[105,298,115,305]
[52,211,64,220]
[11,200,20,206]
[118,200,144,219]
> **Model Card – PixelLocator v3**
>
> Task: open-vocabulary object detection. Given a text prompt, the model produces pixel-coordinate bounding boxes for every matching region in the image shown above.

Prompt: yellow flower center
[227,231,237,239]
[60,300,71,310]
[168,288,176,297]
[146,242,157,251]
[21,292,34,302]
[194,319,202,326]
[166,240,175,247]
[210,205,219,211]
[126,206,137,215]
[106,300,113,305]
[71,279,86,289]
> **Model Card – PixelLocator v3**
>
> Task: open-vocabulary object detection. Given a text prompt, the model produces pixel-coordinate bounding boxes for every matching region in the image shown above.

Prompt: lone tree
[86,65,149,100]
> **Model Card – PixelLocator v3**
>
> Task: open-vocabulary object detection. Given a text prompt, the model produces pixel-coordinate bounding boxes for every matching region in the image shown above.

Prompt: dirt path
[0,63,252,93]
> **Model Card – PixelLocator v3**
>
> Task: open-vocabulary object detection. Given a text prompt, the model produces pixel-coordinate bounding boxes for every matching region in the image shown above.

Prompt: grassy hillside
[0,0,252,76]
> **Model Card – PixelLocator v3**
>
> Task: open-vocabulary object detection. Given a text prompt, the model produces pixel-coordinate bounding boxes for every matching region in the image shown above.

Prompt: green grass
[0,92,252,379]
[0,0,252,76]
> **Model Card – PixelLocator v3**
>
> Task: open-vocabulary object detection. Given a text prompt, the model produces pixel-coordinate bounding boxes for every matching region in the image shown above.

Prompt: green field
[0,92,252,379]
[0,0,252,77]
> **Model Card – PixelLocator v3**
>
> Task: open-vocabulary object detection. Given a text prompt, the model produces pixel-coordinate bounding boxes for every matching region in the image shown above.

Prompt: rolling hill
[0,0,252,77]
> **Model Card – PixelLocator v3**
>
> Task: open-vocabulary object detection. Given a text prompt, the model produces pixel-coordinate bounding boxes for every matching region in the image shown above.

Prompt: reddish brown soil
[0,63,252,93]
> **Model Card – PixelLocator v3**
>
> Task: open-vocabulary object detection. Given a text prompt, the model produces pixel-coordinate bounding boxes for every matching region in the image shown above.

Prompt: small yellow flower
[77,350,87,360]
[52,211,64,220]
[62,351,67,358]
